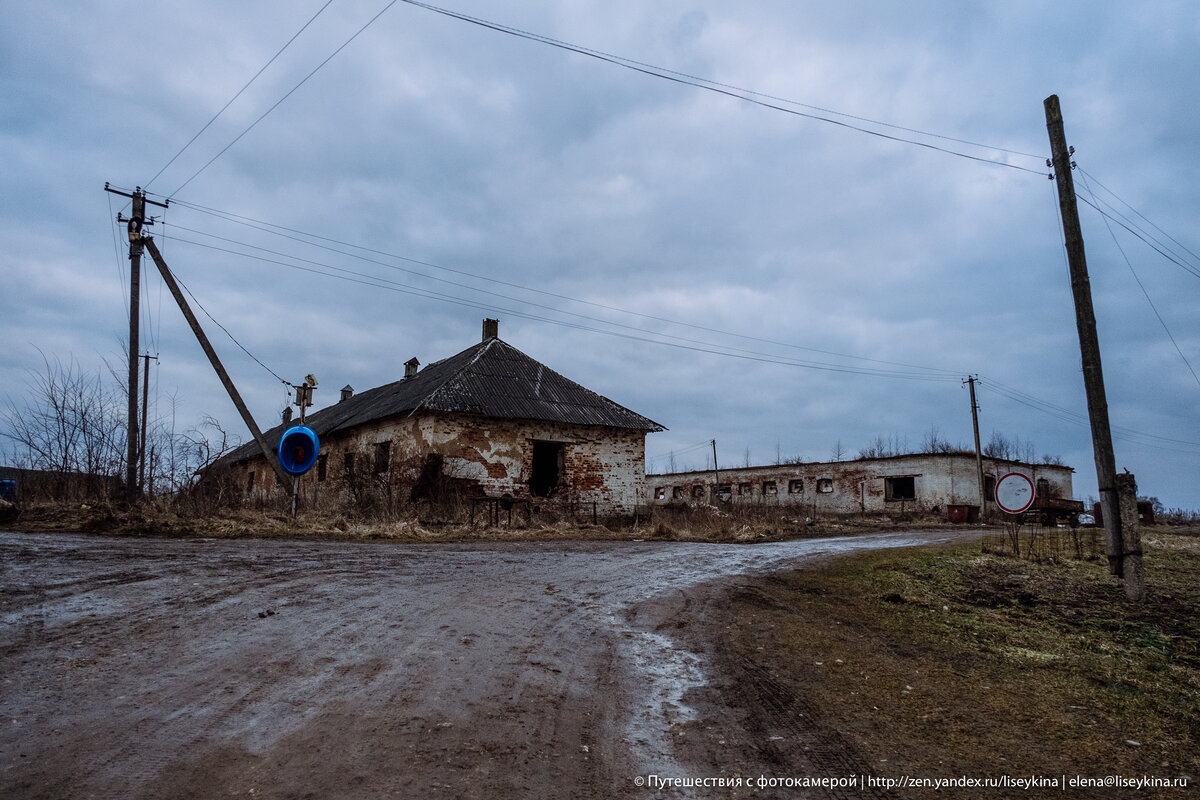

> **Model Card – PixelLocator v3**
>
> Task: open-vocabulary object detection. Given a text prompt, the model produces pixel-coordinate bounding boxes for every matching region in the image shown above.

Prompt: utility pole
[105,184,167,505]
[141,236,295,495]
[711,439,721,502]
[139,353,158,495]
[965,376,986,519]
[1044,94,1143,600]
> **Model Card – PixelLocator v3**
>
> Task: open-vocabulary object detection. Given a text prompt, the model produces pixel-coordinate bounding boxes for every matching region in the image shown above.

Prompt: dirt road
[0,529,973,798]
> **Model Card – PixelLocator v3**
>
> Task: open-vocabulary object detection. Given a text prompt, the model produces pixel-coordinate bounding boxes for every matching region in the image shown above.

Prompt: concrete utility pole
[105,185,167,505]
[965,375,986,519]
[1044,94,1143,600]
[141,236,295,495]
[711,440,721,501]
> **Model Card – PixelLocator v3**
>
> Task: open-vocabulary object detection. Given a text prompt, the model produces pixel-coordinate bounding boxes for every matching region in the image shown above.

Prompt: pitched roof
[221,337,664,465]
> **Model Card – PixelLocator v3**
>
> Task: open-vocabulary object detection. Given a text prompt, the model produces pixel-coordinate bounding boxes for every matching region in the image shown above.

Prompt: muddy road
[1,529,974,798]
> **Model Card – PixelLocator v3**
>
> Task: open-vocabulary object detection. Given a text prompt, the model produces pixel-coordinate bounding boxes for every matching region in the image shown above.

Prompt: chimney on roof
[340,385,354,402]
[482,318,499,341]
[282,406,293,425]
[404,357,420,379]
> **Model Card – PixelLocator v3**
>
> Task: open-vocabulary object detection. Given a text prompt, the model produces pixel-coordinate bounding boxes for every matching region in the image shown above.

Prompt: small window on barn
[344,452,356,477]
[374,442,391,474]
[984,474,996,500]
[739,482,752,496]
[673,486,685,500]
[885,476,916,501]
[246,471,255,492]
[692,484,706,499]
[654,486,666,500]
[1036,477,1050,498]
[717,483,732,501]
[788,479,804,494]
[763,480,777,496]
[317,454,328,482]
[817,478,834,493]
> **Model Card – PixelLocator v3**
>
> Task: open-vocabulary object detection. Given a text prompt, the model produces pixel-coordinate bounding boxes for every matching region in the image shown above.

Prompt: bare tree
[830,439,845,461]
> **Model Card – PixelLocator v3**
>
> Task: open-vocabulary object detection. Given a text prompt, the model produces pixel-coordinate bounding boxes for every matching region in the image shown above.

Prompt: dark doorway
[530,441,565,497]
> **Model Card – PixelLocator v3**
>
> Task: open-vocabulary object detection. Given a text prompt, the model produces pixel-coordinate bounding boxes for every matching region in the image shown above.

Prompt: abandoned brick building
[216,320,664,515]
[647,452,1078,521]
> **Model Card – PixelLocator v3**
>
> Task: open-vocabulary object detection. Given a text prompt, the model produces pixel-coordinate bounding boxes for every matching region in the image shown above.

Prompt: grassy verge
[729,529,1199,797]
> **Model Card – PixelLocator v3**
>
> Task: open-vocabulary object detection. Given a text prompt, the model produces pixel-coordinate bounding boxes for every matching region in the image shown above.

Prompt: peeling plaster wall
[230,412,651,515]
[646,454,1075,515]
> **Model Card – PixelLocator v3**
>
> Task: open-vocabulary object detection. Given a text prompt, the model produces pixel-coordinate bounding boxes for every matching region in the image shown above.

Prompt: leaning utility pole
[965,375,986,519]
[141,236,295,494]
[105,184,167,504]
[1044,94,1143,600]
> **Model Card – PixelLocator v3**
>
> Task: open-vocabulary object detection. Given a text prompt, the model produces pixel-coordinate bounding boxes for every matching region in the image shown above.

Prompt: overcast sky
[3,1,1198,510]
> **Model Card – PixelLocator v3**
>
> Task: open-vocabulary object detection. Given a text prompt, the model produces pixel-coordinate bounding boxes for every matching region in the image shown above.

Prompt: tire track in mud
[0,530,975,799]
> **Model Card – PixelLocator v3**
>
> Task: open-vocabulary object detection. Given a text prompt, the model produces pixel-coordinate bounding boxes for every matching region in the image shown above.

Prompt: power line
[1076,170,1200,393]
[157,228,963,382]
[1077,168,1200,274]
[144,0,336,193]
[168,0,398,198]
[166,196,965,379]
[399,0,1047,175]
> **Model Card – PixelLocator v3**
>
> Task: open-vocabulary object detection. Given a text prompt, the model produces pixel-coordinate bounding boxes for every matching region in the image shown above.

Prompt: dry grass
[728,528,1200,798]
[4,498,962,543]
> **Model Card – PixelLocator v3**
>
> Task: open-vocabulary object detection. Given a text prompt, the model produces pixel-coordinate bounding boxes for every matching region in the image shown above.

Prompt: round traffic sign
[995,472,1036,514]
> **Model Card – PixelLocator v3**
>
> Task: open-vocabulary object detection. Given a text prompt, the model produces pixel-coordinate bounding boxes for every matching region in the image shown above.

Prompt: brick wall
[228,412,650,515]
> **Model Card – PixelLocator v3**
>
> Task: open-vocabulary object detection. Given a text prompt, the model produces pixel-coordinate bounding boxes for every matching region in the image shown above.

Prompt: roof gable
[221,337,663,465]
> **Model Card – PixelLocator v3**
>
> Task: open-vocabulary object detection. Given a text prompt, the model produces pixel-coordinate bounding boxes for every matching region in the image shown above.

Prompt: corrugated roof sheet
[220,337,664,465]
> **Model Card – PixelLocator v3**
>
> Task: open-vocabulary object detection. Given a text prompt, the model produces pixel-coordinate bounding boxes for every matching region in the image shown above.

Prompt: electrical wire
[399,0,1047,175]
[1077,168,1200,275]
[166,264,293,388]
[165,197,965,379]
[168,0,398,198]
[1076,170,1200,392]
[144,0,336,193]
[157,226,963,382]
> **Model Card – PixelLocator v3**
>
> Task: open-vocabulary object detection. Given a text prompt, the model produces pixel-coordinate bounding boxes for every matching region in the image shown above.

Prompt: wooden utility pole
[711,439,721,501]
[141,236,295,494]
[139,353,158,494]
[1044,94,1143,600]
[965,375,986,519]
[105,184,167,504]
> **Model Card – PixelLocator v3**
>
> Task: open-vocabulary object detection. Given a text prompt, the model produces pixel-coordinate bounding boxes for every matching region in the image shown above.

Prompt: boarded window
[885,476,916,501]
[817,478,833,493]
[739,482,752,496]
[788,479,804,494]
[763,480,777,495]
[317,454,328,482]
[374,442,391,474]
[530,440,565,497]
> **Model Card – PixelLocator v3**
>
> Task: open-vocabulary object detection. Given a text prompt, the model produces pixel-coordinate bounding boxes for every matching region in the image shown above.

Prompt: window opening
[317,454,328,482]
[788,479,804,494]
[344,452,356,477]
[374,442,391,474]
[654,486,666,500]
[530,440,565,497]
[692,484,706,499]
[763,480,777,496]
[885,476,916,501]
[817,478,834,493]
[739,482,752,496]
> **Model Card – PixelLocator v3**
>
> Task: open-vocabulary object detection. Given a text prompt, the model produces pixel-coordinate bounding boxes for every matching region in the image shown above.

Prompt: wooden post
[1044,94,1142,598]
[142,237,294,495]
[966,376,986,519]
